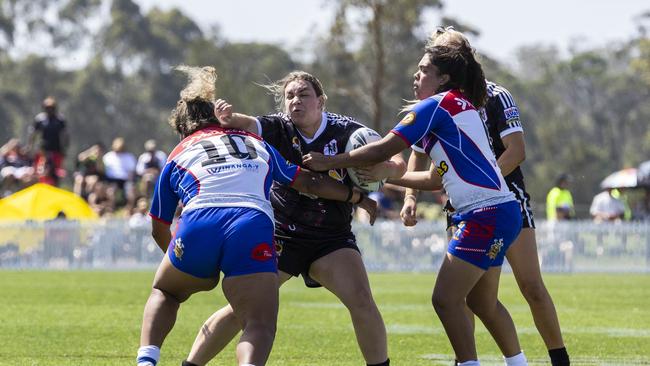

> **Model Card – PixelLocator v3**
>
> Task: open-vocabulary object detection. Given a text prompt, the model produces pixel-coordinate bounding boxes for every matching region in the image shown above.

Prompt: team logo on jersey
[435,161,449,177]
[251,242,274,261]
[323,139,338,156]
[328,169,346,182]
[173,237,184,260]
[486,238,504,260]
[504,107,519,121]
[399,111,416,126]
[452,221,466,240]
[292,136,301,152]
[455,98,468,110]
[274,240,284,256]
[206,163,259,174]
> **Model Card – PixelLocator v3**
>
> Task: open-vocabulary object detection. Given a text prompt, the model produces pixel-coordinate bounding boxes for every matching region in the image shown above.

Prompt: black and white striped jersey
[254,112,365,238]
[481,81,524,183]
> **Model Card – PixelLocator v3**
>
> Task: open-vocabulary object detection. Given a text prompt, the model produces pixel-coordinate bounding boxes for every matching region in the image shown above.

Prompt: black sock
[367,358,390,366]
[181,360,200,366]
[549,347,570,366]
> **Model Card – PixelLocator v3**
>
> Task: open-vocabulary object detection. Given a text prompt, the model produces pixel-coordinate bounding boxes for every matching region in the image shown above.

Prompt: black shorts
[507,179,535,229]
[444,179,535,230]
[274,229,359,288]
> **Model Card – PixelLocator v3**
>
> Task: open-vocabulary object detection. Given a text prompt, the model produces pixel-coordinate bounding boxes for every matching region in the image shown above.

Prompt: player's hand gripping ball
[345,127,386,192]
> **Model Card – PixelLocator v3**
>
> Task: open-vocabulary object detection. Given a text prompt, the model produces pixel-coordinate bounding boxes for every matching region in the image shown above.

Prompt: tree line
[1,0,649,214]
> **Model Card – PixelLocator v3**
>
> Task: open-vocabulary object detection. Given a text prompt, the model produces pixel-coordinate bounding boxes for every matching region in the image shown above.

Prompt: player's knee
[342,287,377,313]
[466,298,495,319]
[520,280,549,304]
[243,319,277,342]
[152,286,188,304]
[431,291,456,313]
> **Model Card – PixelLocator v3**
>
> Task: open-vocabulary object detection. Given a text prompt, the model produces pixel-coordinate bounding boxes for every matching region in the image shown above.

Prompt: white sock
[240,364,256,366]
[137,345,160,366]
[458,361,480,366]
[504,351,527,366]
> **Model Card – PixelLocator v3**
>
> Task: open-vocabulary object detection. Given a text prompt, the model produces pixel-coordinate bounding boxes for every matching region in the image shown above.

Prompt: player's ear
[317,94,327,111]
[440,73,451,87]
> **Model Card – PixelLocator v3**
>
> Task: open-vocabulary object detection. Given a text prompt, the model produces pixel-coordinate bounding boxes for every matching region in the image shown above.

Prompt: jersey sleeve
[256,114,290,143]
[149,162,179,224]
[390,97,441,147]
[265,142,300,185]
[411,141,425,153]
[488,86,523,138]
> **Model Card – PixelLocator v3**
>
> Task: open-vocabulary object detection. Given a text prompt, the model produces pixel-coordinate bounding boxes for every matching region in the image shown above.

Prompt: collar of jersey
[296,112,327,144]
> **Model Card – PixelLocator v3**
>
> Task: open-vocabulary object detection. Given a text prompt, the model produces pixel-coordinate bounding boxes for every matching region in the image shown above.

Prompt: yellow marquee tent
[0,183,97,221]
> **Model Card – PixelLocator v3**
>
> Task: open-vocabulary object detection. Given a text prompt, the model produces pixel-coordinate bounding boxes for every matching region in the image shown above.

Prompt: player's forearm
[404,150,429,197]
[497,146,525,177]
[389,171,442,191]
[293,171,362,203]
[221,113,257,132]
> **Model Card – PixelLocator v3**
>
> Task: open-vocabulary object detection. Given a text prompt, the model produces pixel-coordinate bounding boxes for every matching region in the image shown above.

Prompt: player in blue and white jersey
[137,66,377,366]
[304,45,527,366]
[401,27,568,366]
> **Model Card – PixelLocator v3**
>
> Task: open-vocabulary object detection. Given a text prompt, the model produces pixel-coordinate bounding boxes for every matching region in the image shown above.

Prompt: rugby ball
[345,127,386,192]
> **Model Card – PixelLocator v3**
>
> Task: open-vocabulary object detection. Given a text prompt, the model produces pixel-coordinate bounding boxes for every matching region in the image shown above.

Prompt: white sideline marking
[421,354,650,365]
[385,324,650,338]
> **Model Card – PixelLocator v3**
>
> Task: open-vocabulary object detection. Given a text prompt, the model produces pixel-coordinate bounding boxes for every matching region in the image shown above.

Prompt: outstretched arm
[354,153,407,183]
[389,163,442,191]
[303,133,408,171]
[213,99,258,134]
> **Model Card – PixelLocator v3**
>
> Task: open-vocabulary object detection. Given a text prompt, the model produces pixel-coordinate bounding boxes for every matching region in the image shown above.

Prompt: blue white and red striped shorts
[448,200,522,270]
[167,206,277,278]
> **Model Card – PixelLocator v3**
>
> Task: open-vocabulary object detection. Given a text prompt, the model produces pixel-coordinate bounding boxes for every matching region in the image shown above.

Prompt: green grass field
[0,271,648,366]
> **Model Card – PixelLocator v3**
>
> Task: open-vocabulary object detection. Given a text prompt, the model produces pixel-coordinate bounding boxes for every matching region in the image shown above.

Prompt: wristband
[404,194,417,201]
[345,185,354,202]
[354,192,365,205]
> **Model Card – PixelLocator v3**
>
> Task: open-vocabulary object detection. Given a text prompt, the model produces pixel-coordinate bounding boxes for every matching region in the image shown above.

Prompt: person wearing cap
[546,174,575,221]
[27,96,69,186]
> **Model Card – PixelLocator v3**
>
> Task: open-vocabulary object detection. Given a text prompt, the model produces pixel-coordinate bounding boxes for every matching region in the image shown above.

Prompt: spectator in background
[73,143,105,199]
[0,138,34,196]
[590,188,626,222]
[27,97,69,186]
[87,180,113,216]
[135,139,166,199]
[128,197,151,229]
[546,173,575,221]
[102,137,136,208]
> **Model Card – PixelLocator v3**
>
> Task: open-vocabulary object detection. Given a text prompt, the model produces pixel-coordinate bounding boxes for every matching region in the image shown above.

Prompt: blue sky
[135,0,649,63]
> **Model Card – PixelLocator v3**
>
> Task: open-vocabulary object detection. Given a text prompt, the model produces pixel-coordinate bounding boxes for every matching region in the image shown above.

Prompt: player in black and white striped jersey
[482,81,535,229]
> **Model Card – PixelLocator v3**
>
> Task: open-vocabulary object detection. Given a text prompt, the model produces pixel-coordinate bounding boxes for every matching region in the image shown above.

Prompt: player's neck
[295,117,322,139]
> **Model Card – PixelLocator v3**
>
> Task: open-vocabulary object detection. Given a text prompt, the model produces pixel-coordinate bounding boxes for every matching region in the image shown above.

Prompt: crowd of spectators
[1,97,167,222]
[1,134,166,218]
[3,97,650,224]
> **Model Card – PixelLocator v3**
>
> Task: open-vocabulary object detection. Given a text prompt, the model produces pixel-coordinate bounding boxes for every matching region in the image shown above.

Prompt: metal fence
[1,219,649,272]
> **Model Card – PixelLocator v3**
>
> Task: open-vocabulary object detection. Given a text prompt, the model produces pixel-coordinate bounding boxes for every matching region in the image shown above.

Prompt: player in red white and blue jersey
[137,66,376,366]
[149,125,299,278]
[423,28,569,366]
[304,45,527,365]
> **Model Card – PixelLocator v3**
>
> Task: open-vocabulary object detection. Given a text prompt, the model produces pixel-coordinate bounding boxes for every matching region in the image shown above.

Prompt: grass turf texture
[0,271,648,365]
